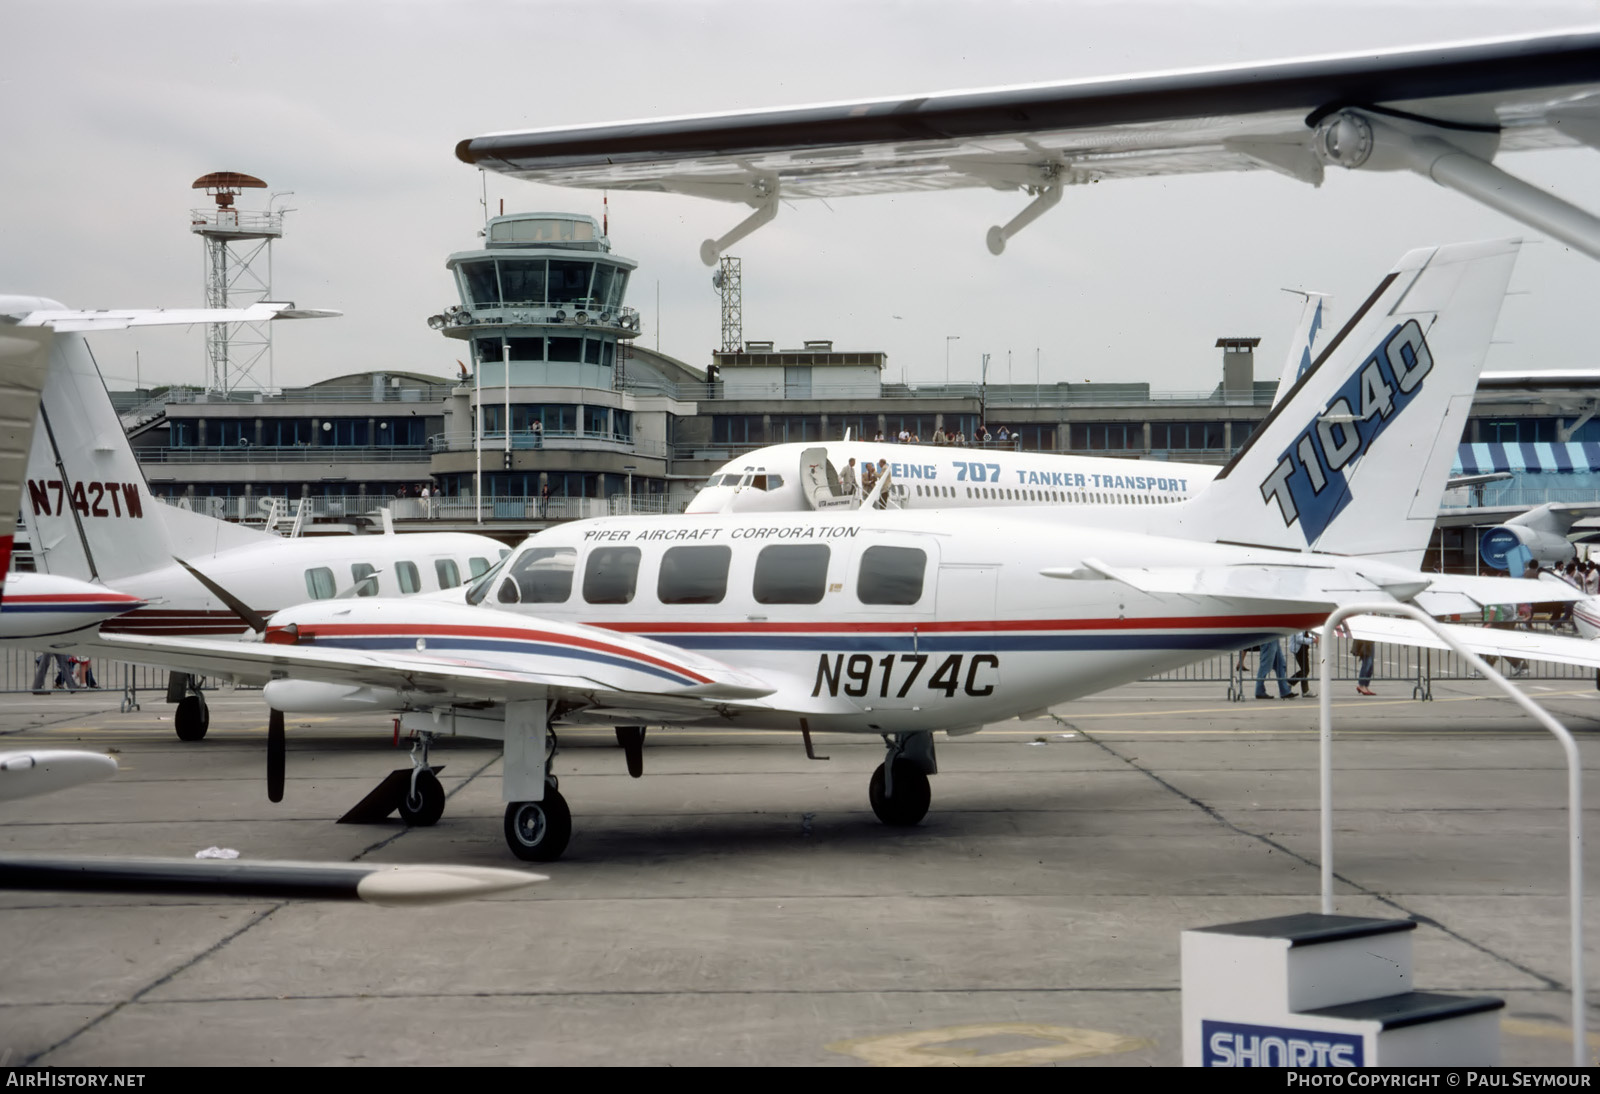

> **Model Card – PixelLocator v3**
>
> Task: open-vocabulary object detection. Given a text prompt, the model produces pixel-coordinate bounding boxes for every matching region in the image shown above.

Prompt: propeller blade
[173,557,269,633]
[268,709,285,803]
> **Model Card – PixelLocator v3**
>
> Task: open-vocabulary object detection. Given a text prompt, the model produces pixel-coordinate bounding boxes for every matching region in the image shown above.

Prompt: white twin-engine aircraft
[1,296,511,740]
[72,240,1581,864]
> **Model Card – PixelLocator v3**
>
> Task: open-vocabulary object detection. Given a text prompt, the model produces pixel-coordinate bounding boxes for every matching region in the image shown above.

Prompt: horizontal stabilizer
[15,303,340,332]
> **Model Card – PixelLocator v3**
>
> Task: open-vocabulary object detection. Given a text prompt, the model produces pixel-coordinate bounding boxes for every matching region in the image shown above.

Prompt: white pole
[503,338,511,486]
[474,352,483,525]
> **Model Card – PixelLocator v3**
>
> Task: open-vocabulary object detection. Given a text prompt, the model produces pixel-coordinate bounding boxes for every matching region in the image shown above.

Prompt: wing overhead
[459,27,1600,260]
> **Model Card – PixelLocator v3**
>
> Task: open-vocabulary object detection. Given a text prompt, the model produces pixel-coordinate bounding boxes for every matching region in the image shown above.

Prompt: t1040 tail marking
[1260,319,1432,542]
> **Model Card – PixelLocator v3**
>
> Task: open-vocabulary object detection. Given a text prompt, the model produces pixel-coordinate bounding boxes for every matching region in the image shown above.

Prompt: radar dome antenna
[189,172,283,395]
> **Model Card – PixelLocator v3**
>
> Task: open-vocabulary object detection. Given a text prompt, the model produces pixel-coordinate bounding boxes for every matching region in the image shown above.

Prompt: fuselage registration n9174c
[74,240,1580,863]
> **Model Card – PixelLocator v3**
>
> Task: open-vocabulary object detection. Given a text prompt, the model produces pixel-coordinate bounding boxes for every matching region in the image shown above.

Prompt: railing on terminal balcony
[151,492,677,526]
[619,375,1276,406]
[141,445,433,464]
[427,430,670,459]
[155,383,459,405]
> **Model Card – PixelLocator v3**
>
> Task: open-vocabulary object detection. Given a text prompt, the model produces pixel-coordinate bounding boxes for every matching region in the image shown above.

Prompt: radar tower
[190,172,285,394]
[712,256,742,353]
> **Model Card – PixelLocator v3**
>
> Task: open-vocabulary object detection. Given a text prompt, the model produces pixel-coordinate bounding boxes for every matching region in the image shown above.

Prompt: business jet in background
[2,298,511,740]
[456,28,1600,264]
[71,240,1583,864]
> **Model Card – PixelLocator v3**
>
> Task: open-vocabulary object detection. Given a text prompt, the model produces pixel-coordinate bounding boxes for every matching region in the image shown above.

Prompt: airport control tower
[428,211,644,503]
[190,172,285,394]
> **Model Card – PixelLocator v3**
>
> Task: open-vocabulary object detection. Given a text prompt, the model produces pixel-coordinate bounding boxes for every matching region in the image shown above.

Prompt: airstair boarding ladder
[1318,603,1585,1067]
[1182,912,1504,1066]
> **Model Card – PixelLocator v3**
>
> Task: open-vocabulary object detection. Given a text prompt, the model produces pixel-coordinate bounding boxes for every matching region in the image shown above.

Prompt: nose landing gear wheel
[868,760,930,826]
[174,694,209,742]
[503,786,572,861]
[399,769,445,827]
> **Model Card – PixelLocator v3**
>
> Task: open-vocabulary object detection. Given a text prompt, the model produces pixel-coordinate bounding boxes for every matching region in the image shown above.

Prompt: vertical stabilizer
[1182,239,1520,568]
[24,331,273,582]
[0,327,53,580]
[1271,292,1331,407]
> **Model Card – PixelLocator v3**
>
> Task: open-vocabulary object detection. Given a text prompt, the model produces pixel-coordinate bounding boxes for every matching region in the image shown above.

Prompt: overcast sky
[5,0,1599,394]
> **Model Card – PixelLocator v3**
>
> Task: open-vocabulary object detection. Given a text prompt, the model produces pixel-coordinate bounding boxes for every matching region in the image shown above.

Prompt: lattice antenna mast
[190,172,285,394]
[712,256,742,352]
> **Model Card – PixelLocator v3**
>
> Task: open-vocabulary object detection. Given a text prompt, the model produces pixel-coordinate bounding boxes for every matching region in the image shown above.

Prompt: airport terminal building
[117,211,1600,570]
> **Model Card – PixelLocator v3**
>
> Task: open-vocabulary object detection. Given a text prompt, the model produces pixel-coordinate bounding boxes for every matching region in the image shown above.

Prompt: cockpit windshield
[464,553,510,605]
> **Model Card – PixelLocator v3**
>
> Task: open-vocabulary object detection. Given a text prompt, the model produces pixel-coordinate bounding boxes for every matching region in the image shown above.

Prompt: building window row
[458,258,629,312]
[169,418,428,448]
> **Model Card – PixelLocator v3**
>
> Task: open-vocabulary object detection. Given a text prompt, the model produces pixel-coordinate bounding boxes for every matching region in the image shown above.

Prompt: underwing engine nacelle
[1481,523,1576,569]
[262,680,409,714]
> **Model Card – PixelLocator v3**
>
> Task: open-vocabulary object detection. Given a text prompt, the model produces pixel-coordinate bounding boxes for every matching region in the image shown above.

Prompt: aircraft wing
[1434,504,1600,529]
[92,606,779,715]
[459,29,1600,231]
[1344,614,1600,671]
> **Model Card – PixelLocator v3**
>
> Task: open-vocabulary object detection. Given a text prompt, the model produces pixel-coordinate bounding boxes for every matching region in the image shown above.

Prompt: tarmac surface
[2,676,1599,1067]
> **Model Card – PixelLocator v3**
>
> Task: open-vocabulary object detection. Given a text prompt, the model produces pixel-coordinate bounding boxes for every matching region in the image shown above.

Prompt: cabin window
[351,563,378,597]
[396,561,421,594]
[305,567,335,600]
[658,545,732,605]
[583,547,641,604]
[435,559,461,589]
[857,546,926,606]
[511,547,576,603]
[468,557,491,577]
[753,544,829,605]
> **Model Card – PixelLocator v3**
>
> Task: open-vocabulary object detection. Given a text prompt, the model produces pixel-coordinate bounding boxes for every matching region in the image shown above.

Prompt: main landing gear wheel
[869,760,931,826]
[399,769,446,827]
[503,786,572,862]
[174,694,210,742]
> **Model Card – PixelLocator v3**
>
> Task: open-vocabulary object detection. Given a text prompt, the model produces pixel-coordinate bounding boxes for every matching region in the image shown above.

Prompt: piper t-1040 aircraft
[457,27,1600,263]
[2,297,511,739]
[70,240,1580,864]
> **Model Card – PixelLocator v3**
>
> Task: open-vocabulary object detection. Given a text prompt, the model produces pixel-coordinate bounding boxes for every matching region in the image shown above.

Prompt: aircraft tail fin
[1271,291,1331,407]
[24,331,277,582]
[0,326,53,581]
[1179,239,1520,568]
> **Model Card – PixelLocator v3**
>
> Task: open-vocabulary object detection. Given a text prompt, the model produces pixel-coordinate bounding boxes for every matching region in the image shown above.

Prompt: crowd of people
[872,424,1021,448]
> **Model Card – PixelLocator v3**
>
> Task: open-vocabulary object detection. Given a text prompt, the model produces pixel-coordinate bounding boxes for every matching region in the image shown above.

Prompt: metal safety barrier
[1319,603,1585,1067]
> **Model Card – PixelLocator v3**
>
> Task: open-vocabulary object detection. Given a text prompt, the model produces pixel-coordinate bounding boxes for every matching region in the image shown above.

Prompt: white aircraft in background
[689,294,1335,515]
[64,240,1583,864]
[457,28,1600,264]
[2,297,511,740]
[0,326,541,904]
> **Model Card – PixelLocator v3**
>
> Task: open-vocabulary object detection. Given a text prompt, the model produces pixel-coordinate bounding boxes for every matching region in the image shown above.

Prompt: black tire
[868,760,931,826]
[503,787,572,862]
[174,694,209,742]
[399,769,446,827]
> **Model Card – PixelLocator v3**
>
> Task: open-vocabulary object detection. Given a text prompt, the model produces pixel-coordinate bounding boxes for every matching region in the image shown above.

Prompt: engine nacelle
[262,679,408,714]
[1480,524,1576,570]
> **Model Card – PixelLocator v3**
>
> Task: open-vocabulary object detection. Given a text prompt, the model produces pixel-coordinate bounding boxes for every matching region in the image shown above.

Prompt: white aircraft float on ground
[58,239,1583,864]
[1,297,511,740]
[456,28,1600,264]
